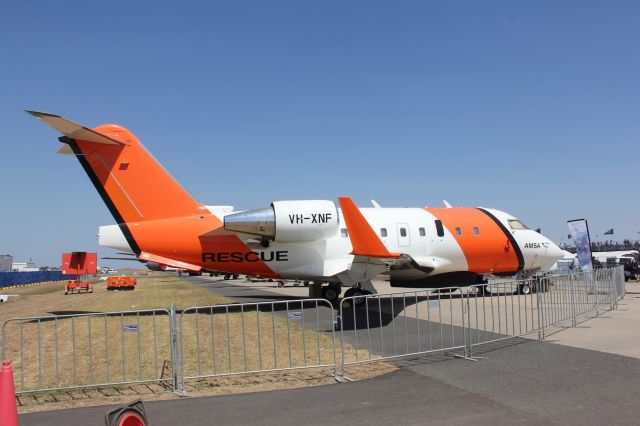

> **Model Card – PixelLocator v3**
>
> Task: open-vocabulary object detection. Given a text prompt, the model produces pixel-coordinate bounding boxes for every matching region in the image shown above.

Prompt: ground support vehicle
[64,280,93,294]
[106,276,136,291]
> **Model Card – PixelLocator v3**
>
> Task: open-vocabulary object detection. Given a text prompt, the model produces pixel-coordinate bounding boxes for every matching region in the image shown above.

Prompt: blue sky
[1,1,639,267]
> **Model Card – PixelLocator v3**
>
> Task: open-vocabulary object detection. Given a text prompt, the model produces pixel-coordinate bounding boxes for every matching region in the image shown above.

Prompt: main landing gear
[319,283,374,307]
[321,283,342,305]
[343,287,372,306]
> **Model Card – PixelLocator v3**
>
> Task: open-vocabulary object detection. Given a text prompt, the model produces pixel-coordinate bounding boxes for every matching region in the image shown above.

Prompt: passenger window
[435,220,445,237]
[473,227,479,236]
[419,227,426,237]
[455,227,462,236]
[400,228,407,237]
[380,228,387,237]
[341,228,348,238]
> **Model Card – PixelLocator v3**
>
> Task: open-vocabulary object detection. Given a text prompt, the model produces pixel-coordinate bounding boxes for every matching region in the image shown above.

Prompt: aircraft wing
[138,252,201,272]
[101,256,143,261]
[102,252,201,272]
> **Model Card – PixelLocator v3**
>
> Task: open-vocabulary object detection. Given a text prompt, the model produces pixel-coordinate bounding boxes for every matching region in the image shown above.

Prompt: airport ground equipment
[106,276,137,290]
[64,279,93,294]
[0,295,8,303]
[244,275,302,287]
[61,251,97,295]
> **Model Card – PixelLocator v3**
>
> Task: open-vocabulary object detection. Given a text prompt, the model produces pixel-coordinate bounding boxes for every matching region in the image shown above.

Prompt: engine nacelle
[145,262,166,271]
[224,200,339,242]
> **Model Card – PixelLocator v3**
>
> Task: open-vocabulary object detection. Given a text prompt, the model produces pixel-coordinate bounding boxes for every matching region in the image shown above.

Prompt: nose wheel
[516,283,532,295]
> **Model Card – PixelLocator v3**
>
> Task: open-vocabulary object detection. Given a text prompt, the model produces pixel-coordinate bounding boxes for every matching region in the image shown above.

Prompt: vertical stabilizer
[28,111,206,225]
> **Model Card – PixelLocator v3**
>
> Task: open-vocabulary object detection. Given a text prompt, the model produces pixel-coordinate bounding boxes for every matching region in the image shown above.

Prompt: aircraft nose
[546,241,565,263]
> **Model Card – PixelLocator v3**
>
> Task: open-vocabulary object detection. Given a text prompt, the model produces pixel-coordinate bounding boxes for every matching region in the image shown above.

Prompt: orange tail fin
[28,111,205,226]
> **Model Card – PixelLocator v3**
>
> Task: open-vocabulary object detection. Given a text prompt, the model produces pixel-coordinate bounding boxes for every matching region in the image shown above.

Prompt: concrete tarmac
[20,278,640,425]
[545,284,640,358]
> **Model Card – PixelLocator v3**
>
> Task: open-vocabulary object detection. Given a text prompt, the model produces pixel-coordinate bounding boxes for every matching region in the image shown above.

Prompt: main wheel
[344,288,368,306]
[223,274,231,280]
[232,273,239,280]
[322,286,340,305]
[277,281,285,288]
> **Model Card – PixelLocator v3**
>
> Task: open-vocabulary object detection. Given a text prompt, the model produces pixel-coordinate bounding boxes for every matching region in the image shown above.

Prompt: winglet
[338,197,400,258]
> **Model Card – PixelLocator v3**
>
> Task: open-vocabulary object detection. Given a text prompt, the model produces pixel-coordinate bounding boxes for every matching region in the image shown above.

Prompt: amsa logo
[523,242,549,249]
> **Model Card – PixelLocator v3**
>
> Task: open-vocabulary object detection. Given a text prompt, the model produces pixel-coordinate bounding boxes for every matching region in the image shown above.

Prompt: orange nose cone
[93,124,140,144]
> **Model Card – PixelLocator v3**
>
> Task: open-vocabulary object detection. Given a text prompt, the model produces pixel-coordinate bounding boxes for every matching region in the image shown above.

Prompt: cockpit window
[508,220,529,230]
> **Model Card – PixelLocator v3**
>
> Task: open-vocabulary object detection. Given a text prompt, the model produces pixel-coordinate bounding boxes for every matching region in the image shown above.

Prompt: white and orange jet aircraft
[29,111,564,303]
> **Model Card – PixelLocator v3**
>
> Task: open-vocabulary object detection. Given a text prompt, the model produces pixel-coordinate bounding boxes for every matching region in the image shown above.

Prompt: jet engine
[145,262,167,271]
[224,200,339,242]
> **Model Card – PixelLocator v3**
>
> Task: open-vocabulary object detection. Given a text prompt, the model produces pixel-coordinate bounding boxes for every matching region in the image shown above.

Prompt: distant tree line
[561,240,640,253]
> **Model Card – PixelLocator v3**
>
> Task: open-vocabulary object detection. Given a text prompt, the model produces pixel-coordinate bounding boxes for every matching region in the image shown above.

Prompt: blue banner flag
[567,219,593,270]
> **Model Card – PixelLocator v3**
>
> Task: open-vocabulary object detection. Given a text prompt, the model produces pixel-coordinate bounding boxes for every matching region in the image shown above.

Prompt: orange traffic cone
[0,359,18,426]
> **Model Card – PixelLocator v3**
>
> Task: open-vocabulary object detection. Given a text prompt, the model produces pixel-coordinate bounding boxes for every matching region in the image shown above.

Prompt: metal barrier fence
[0,267,626,394]
[338,266,626,374]
[177,299,336,391]
[338,287,467,369]
[1,308,174,394]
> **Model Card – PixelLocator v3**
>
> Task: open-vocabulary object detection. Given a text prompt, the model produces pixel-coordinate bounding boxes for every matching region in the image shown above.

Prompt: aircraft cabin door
[396,223,411,247]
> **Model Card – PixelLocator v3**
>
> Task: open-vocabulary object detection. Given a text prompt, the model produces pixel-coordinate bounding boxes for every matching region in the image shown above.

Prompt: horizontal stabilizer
[26,110,125,146]
[338,197,400,258]
[56,143,75,155]
[139,252,201,272]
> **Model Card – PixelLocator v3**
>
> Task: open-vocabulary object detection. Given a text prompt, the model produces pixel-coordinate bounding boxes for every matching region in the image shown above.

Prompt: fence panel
[465,278,540,346]
[179,299,336,387]
[1,309,173,394]
[339,287,467,372]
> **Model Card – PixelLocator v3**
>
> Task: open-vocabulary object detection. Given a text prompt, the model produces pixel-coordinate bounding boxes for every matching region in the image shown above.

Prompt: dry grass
[180,303,339,379]
[0,273,230,322]
[1,273,231,393]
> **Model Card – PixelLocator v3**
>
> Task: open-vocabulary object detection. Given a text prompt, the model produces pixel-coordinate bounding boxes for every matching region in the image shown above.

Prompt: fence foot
[453,354,486,362]
[331,372,353,383]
